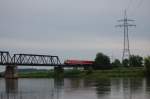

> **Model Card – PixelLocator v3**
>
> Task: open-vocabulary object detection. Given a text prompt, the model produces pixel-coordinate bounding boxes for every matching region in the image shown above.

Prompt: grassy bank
[84,68,145,79]
[18,67,146,79]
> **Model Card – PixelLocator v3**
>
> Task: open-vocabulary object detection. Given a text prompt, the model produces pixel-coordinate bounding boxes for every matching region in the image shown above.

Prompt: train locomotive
[64,60,94,65]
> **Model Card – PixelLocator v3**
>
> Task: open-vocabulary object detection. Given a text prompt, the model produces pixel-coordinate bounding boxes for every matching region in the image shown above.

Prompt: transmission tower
[116,10,136,61]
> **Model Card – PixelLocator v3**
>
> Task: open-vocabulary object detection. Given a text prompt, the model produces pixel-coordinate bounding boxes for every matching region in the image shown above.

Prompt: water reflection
[54,78,64,99]
[96,79,111,97]
[122,78,145,99]
[0,79,19,99]
[146,78,150,98]
[67,78,81,88]
[146,78,150,91]
[0,78,150,99]
[5,79,18,94]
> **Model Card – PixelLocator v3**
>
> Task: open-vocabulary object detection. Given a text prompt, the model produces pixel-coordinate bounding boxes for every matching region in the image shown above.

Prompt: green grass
[18,71,54,78]
[84,69,145,79]
[18,67,146,78]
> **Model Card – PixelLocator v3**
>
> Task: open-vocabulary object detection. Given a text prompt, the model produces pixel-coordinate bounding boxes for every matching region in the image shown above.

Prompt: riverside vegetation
[18,52,150,78]
[18,67,145,79]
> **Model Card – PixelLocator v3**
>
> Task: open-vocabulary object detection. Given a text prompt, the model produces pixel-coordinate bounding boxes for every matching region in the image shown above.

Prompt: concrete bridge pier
[54,66,64,73]
[5,65,18,79]
[84,66,93,70]
[54,66,64,77]
[84,66,93,74]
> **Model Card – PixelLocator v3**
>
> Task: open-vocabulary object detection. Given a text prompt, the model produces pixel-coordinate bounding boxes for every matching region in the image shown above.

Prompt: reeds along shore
[17,67,146,78]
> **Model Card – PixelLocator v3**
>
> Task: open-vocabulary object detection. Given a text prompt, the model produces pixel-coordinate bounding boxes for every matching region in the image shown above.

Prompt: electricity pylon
[116,10,136,61]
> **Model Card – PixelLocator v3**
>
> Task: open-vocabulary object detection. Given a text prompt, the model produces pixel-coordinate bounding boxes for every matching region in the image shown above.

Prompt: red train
[64,60,94,65]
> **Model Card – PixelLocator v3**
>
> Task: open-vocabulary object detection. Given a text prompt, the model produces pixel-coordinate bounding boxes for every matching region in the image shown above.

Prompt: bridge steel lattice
[0,51,61,66]
[0,51,62,79]
[12,54,61,66]
[0,51,11,65]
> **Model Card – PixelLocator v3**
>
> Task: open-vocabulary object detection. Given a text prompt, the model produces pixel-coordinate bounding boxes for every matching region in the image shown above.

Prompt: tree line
[94,52,150,74]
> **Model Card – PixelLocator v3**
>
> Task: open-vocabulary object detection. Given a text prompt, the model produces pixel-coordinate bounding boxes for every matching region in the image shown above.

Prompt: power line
[116,10,136,61]
[137,0,144,8]
[126,0,133,11]
[128,0,144,16]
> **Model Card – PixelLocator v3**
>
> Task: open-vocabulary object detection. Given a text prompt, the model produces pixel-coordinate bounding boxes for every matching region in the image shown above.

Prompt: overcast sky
[0,0,150,63]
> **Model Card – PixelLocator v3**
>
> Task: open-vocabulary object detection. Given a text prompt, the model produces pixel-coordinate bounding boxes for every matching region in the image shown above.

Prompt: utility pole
[116,10,136,61]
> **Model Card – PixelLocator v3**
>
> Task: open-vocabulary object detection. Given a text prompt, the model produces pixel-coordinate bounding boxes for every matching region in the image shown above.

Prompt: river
[0,78,150,99]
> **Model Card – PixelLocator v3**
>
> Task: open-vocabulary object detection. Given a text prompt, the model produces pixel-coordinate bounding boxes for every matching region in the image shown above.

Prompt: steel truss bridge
[0,51,95,79]
[0,51,61,66]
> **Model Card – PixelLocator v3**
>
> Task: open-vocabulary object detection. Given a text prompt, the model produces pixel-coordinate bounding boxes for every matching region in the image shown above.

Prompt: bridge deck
[0,51,61,66]
[0,51,95,67]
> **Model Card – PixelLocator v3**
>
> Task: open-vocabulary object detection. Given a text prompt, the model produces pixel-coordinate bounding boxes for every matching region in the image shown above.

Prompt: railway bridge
[0,51,93,78]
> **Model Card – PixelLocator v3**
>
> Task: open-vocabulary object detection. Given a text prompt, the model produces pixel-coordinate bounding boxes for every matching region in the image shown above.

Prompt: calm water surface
[0,78,150,99]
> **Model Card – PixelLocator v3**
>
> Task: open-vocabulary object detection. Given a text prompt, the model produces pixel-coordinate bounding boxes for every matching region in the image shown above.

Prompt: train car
[64,60,94,65]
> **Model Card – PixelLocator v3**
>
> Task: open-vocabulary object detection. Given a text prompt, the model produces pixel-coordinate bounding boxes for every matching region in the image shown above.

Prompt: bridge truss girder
[0,51,11,65]
[0,51,61,66]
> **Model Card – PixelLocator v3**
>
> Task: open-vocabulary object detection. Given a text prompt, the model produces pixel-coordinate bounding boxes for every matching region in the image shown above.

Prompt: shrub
[111,59,121,67]
[144,56,150,75]
[94,52,110,66]
[129,55,143,67]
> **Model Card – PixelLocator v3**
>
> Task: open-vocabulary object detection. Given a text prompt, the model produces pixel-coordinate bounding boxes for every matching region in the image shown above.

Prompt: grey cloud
[0,0,149,60]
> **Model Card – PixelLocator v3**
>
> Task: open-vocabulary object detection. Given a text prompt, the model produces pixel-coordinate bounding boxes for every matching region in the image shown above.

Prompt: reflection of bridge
[0,51,93,78]
[0,79,62,99]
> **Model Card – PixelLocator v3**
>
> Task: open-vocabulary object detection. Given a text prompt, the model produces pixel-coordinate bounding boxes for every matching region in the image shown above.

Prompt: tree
[129,55,143,67]
[111,59,121,67]
[144,56,150,75]
[144,56,150,67]
[122,59,129,67]
[94,52,110,66]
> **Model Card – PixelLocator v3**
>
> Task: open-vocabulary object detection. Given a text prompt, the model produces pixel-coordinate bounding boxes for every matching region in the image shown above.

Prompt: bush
[144,56,150,75]
[129,55,143,67]
[94,52,110,66]
[122,59,129,67]
[64,69,82,77]
[111,59,121,67]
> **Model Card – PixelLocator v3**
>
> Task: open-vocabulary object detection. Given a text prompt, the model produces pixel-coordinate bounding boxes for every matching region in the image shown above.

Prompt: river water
[0,78,150,99]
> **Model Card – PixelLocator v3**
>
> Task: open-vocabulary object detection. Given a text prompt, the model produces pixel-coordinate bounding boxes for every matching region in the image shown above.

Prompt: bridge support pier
[54,66,64,77]
[84,66,93,74]
[5,65,18,79]
[54,66,64,73]
[84,66,93,70]
[5,79,18,93]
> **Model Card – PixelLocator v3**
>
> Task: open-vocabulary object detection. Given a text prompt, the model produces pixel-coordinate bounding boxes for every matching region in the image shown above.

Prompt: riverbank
[18,67,146,79]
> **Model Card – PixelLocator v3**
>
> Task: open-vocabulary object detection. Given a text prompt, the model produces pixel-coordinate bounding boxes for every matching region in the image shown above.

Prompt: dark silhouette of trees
[122,55,143,67]
[93,52,150,73]
[111,59,121,67]
[94,52,110,66]
[129,55,143,67]
[122,59,129,67]
[144,56,150,75]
